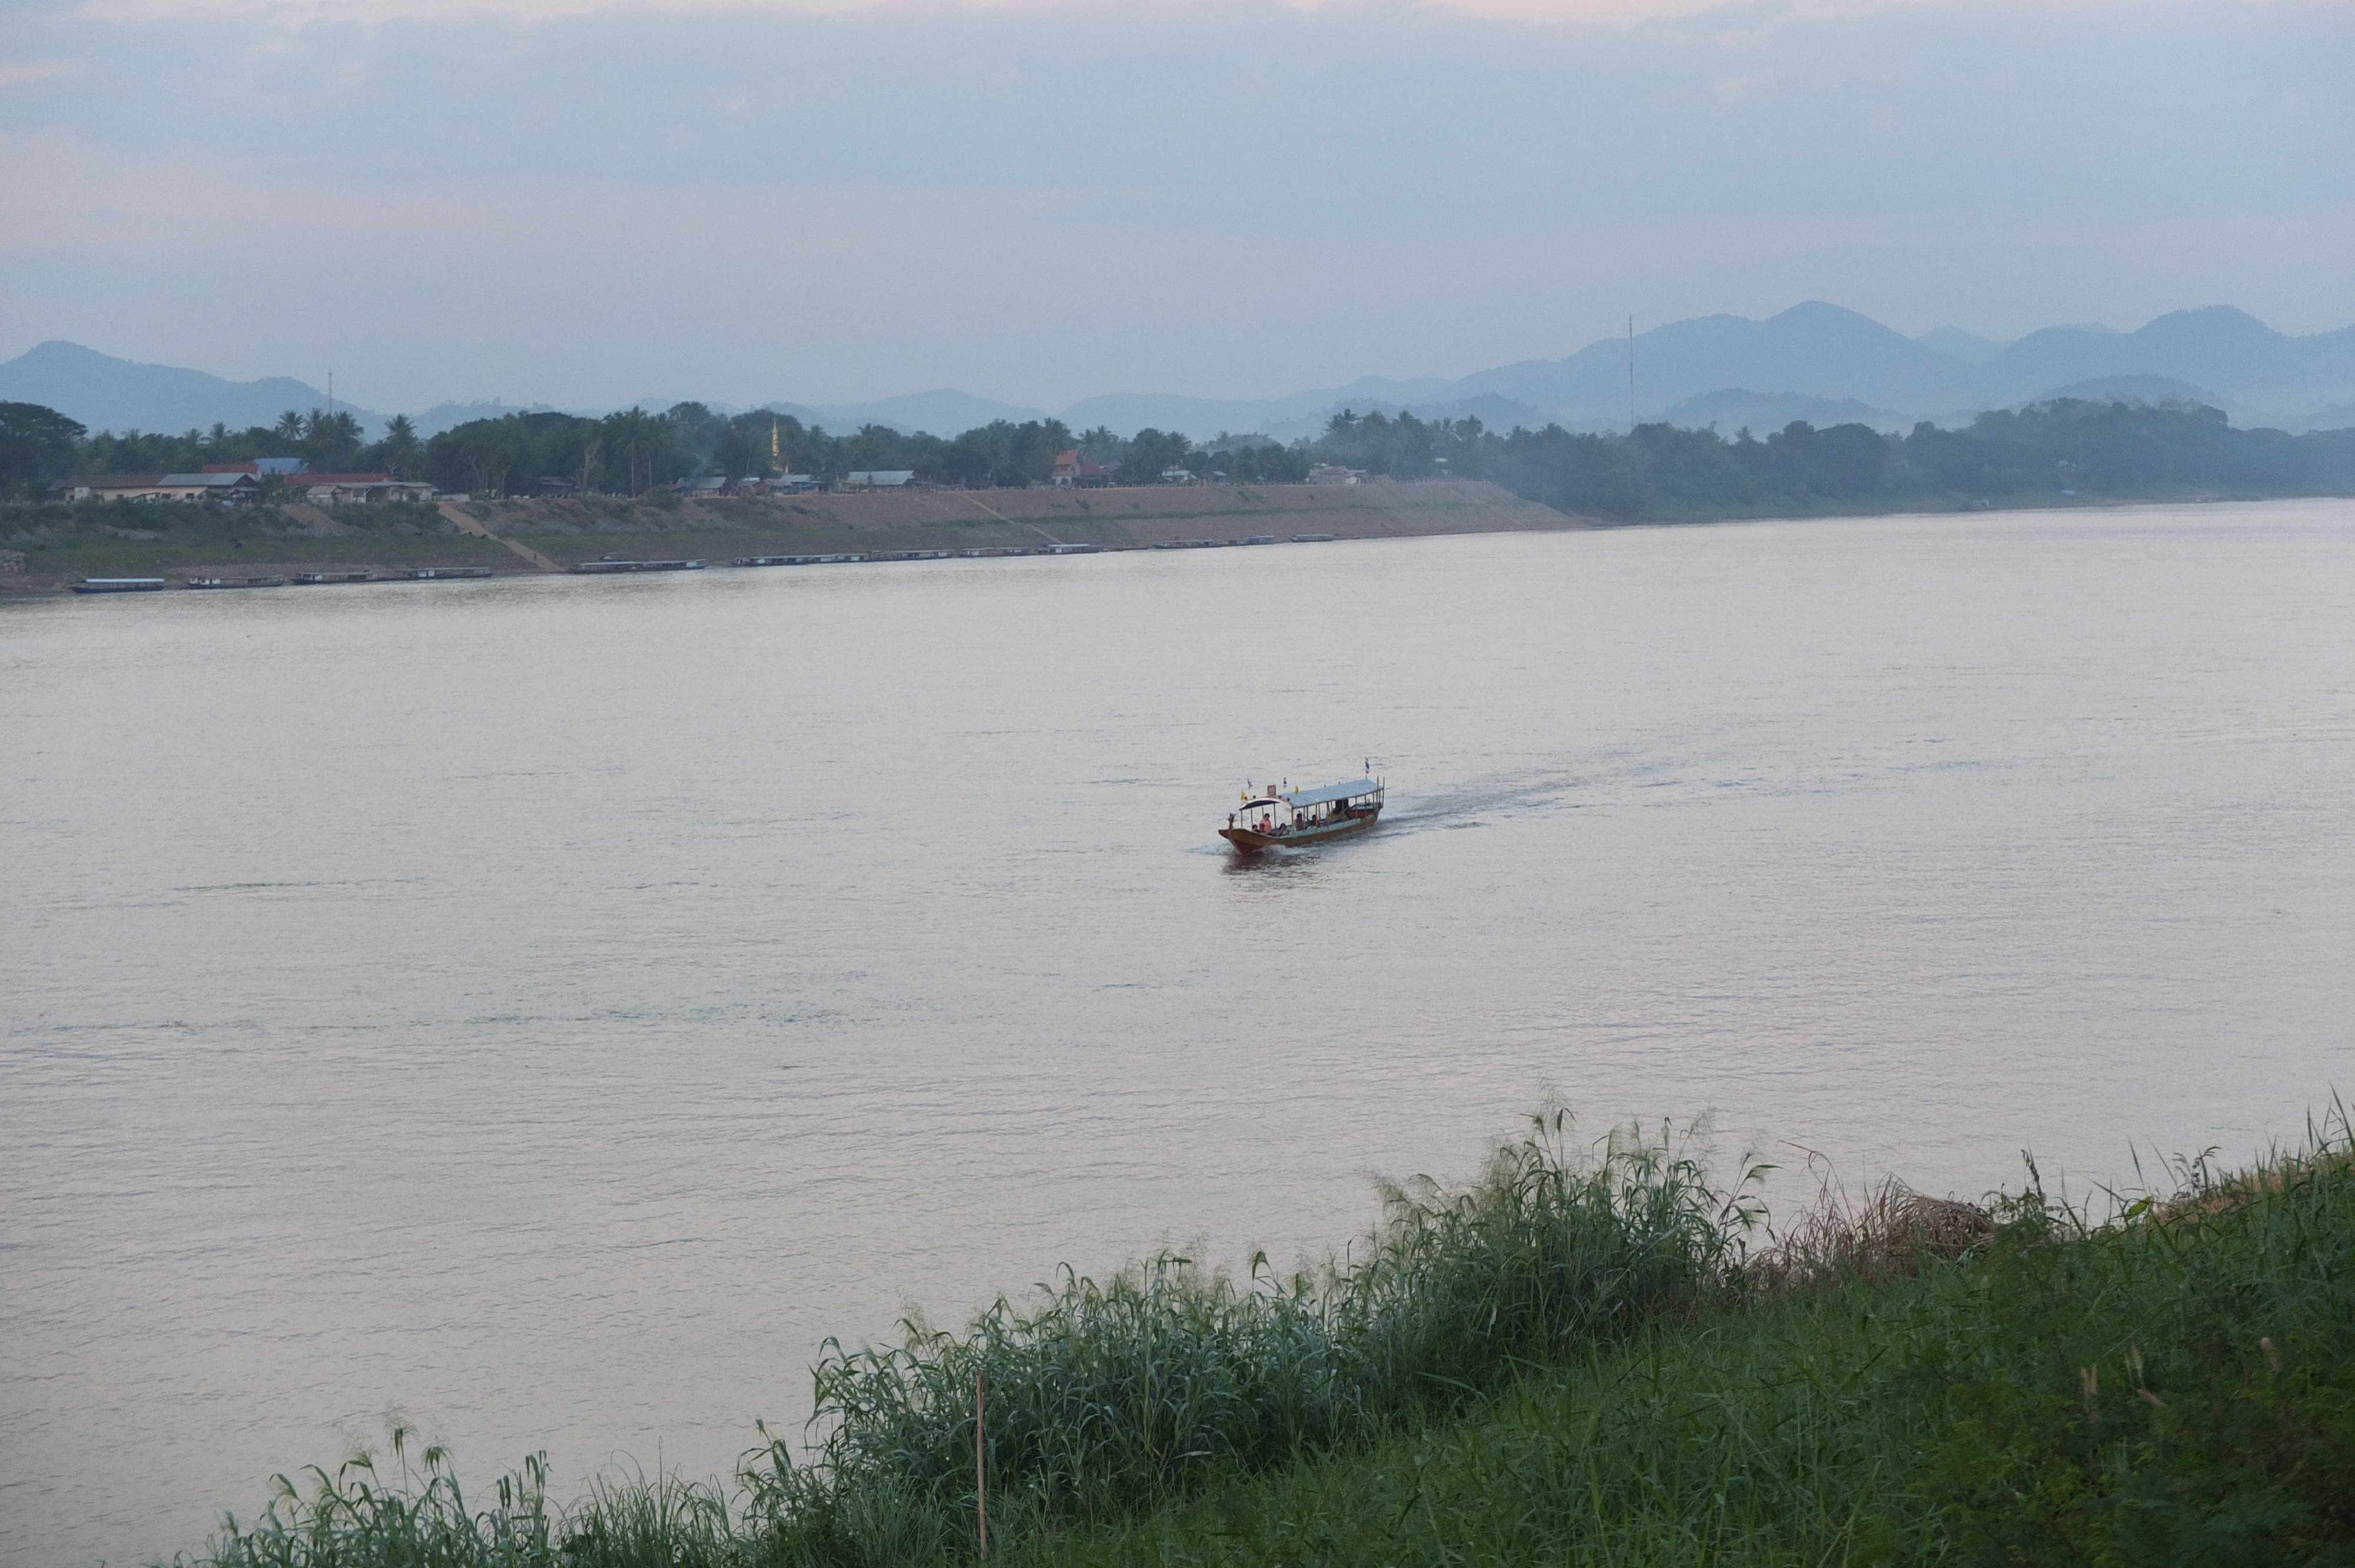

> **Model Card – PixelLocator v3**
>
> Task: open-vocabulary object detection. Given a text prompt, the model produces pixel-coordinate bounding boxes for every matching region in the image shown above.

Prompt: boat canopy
[1281,778,1379,808]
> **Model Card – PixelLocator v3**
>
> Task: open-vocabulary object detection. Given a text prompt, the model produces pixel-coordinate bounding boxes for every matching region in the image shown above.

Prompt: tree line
[0,403,422,496]
[5,394,2350,516]
[0,397,1313,501]
[1314,400,2355,517]
[414,404,1319,497]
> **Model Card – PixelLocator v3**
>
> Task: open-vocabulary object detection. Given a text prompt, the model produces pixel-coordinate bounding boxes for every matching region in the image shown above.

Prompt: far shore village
[53,449,1377,507]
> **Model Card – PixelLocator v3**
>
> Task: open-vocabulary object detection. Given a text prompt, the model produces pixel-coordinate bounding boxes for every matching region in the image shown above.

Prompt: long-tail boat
[1219,775,1385,852]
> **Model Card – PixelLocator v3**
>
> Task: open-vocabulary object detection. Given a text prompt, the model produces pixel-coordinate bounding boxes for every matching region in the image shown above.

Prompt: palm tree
[604,407,666,496]
[380,414,422,479]
[310,410,362,468]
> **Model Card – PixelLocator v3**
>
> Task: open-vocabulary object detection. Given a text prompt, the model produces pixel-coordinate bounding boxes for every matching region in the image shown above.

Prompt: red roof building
[1051,449,1114,487]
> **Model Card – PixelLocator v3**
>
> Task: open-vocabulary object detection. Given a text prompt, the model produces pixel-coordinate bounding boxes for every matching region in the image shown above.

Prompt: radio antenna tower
[1626,317,1635,436]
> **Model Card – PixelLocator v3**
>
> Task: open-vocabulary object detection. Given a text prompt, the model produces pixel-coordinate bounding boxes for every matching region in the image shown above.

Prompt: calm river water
[4,501,2352,1564]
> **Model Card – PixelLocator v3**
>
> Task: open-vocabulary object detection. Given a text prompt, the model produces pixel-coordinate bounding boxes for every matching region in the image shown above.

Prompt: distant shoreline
[4,481,2340,597]
[6,480,1570,593]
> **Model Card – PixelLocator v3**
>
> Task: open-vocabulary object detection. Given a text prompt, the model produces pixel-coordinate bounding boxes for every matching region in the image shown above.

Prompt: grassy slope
[1016,1168,2355,1567]
[186,1121,2355,1568]
[1621,483,2267,525]
[4,484,1565,590]
[1,501,516,587]
[6,483,2294,595]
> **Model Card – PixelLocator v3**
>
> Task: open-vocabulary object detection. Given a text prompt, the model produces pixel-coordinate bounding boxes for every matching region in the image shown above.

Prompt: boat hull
[1220,809,1381,852]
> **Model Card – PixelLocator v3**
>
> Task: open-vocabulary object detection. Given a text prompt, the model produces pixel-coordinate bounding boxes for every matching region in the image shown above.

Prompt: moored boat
[71,577,168,594]
[1220,775,1385,851]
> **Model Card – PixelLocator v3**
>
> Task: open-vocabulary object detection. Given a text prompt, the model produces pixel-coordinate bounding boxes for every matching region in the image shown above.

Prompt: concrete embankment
[475,479,1578,567]
[2,481,1583,593]
[436,500,565,572]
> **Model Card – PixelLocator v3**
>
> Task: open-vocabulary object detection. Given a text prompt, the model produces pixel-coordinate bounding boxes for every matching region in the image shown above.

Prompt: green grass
[1023,1146,2355,1567]
[175,1109,2355,1568]
[1618,483,2264,525]
[2,500,518,586]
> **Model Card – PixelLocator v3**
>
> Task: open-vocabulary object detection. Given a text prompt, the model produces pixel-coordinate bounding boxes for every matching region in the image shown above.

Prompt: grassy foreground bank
[181,1110,2355,1568]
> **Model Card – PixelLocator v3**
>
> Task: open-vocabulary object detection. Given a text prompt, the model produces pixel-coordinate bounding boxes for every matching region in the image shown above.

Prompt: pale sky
[1,0,2348,412]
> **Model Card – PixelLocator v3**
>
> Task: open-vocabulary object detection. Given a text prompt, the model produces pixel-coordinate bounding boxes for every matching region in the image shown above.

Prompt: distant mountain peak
[23,339,112,360]
[0,338,361,437]
[1916,326,2009,366]
[1769,300,1890,328]
[2136,305,2280,343]
[6,301,2348,447]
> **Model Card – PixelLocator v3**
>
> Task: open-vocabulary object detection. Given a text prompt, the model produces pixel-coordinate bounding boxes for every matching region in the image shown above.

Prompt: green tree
[603,407,668,495]
[665,402,728,474]
[0,401,86,496]
[712,419,761,483]
[1119,427,1196,484]
[377,414,423,479]
[1076,424,1125,467]
[297,409,364,470]
[445,421,520,496]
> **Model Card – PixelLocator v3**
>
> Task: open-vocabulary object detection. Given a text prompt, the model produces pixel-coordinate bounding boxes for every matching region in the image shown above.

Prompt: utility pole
[1626,318,1635,437]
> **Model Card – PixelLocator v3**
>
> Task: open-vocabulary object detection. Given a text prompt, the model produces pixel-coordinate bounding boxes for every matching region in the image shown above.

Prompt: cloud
[19,0,2345,220]
[0,58,82,84]
[2,0,2347,408]
[58,0,1929,24]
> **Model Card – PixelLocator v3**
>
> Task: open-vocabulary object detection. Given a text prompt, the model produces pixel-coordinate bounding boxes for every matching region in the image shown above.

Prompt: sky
[1,0,2350,413]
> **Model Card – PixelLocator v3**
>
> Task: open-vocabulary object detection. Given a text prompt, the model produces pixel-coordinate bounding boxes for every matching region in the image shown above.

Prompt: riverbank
[1,481,1570,593]
[183,1108,2355,1567]
[6,479,2286,597]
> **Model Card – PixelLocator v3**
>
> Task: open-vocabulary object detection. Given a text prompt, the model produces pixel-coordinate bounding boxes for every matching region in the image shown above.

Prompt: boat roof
[1281,778,1379,808]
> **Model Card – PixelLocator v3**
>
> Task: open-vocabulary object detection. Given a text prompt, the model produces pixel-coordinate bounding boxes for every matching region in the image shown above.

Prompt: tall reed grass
[743,1112,1763,1563]
[179,1104,2355,1568]
[1028,1102,2355,1567]
[195,1426,557,1568]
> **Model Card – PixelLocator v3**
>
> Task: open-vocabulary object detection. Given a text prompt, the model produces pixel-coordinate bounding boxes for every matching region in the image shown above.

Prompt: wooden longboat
[1220,776,1385,852]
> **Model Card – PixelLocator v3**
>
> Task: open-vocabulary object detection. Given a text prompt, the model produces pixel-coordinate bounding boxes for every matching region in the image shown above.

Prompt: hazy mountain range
[5,304,2351,449]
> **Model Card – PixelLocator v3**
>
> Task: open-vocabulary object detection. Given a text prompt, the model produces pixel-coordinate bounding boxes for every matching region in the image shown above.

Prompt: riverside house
[1051,450,1114,487]
[51,472,261,503]
[52,474,164,501]
[286,473,433,503]
[201,461,430,504]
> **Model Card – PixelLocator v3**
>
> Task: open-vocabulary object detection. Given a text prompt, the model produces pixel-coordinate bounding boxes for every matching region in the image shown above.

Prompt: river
[4,500,2350,1564]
